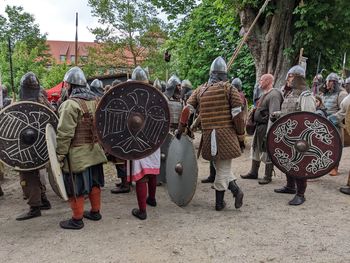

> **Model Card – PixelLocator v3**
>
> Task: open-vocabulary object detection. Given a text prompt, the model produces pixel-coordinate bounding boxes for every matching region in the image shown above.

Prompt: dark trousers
[286,175,307,195]
[19,170,46,207]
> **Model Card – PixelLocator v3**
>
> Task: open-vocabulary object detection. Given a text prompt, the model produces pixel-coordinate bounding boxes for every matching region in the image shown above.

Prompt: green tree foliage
[165,0,255,98]
[292,0,350,77]
[152,0,350,88]
[0,5,50,95]
[88,0,166,68]
[41,63,69,88]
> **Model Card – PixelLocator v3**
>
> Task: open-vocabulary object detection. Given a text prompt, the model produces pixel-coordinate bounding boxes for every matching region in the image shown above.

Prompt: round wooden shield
[95,81,170,160]
[267,112,342,179]
[345,105,350,135]
[165,135,198,207]
[0,101,58,171]
[46,124,68,201]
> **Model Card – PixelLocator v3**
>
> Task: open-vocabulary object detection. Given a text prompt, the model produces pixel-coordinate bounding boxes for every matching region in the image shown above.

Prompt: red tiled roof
[47,40,98,64]
[46,40,145,66]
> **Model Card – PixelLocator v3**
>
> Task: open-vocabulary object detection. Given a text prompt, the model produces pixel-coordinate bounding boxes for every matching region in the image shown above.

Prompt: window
[60,55,66,62]
[70,55,75,63]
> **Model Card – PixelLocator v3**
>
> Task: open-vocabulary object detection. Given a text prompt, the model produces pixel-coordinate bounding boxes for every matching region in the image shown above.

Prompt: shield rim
[0,101,58,171]
[267,111,342,179]
[45,123,68,201]
[165,135,198,207]
[158,133,174,184]
[94,81,170,160]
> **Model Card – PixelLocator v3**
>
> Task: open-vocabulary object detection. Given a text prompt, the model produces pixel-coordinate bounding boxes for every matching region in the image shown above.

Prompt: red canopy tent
[46,82,63,102]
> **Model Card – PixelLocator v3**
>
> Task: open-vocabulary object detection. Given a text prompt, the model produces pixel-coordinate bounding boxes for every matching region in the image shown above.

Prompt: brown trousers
[19,170,46,207]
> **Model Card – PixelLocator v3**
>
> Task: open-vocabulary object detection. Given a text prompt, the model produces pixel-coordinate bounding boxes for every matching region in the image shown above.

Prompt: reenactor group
[0,56,349,230]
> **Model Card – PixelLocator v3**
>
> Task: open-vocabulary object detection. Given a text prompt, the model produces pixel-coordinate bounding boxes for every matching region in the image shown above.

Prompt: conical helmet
[131,66,148,83]
[209,56,227,75]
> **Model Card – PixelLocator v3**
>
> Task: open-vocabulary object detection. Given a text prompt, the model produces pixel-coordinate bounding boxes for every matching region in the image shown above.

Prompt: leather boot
[16,206,41,221]
[60,218,84,230]
[40,196,51,210]
[83,210,102,221]
[258,163,274,185]
[201,161,216,183]
[228,180,244,209]
[274,186,296,194]
[132,208,147,220]
[339,187,350,195]
[240,160,260,179]
[111,176,130,194]
[215,190,226,211]
[288,194,305,205]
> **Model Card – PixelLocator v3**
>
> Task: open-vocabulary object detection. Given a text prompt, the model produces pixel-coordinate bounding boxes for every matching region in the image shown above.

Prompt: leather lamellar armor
[199,82,234,130]
[70,98,98,147]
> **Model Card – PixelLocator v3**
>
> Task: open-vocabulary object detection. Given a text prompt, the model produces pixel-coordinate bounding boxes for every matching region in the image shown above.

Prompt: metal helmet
[131,66,148,83]
[153,78,162,91]
[19,72,41,101]
[345,77,350,84]
[326,73,339,83]
[286,65,306,80]
[231,78,242,91]
[64,66,87,86]
[112,79,122,87]
[209,56,227,75]
[164,74,181,98]
[181,79,192,100]
[90,79,104,97]
[181,79,192,90]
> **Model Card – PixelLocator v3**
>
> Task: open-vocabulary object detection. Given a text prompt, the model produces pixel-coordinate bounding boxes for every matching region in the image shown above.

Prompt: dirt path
[0,136,349,263]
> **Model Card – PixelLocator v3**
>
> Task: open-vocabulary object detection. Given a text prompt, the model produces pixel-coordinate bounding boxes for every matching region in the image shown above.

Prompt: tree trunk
[239,0,300,88]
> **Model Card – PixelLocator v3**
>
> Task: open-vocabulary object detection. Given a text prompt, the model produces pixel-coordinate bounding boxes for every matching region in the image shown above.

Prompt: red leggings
[136,175,157,212]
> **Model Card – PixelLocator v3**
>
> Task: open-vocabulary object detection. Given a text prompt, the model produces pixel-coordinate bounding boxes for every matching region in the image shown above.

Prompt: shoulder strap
[70,98,90,115]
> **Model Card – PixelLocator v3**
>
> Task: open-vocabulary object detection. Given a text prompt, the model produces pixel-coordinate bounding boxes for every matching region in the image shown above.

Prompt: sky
[1,0,99,42]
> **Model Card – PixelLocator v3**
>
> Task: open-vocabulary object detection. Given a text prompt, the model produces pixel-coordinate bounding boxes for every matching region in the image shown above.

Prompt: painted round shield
[95,81,170,160]
[158,133,173,184]
[46,124,68,201]
[267,112,342,179]
[166,135,198,206]
[0,101,58,171]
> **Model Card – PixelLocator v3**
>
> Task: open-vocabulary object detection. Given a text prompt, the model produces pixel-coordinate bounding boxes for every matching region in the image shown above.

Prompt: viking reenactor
[180,79,193,105]
[273,65,316,205]
[312,73,325,95]
[178,56,245,211]
[320,73,348,176]
[164,75,182,131]
[0,85,11,197]
[56,67,107,230]
[241,74,283,185]
[126,66,160,220]
[90,79,104,97]
[315,95,328,118]
[16,72,52,220]
[1,86,12,108]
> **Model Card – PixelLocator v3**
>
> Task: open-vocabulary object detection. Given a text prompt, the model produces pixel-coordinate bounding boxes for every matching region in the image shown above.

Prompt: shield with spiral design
[94,81,170,160]
[0,101,58,171]
[267,112,342,179]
